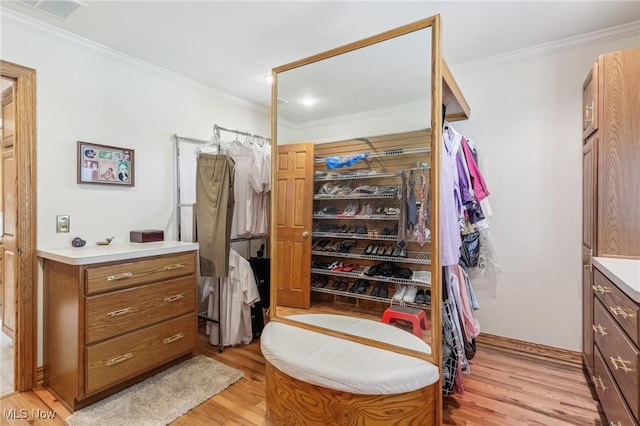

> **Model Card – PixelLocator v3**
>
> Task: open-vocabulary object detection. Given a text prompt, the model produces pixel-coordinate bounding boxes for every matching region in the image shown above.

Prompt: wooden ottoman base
[265,362,436,426]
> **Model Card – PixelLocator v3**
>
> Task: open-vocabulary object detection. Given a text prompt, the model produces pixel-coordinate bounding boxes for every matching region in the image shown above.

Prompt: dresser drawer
[594,269,639,346]
[85,313,195,395]
[86,276,195,344]
[85,252,196,295]
[593,346,638,426]
[594,299,639,419]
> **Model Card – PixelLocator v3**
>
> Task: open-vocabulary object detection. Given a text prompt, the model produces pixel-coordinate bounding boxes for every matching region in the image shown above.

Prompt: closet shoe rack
[310,136,432,318]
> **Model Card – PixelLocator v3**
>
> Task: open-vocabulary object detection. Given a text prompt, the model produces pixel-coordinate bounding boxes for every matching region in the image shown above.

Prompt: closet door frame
[0,59,37,392]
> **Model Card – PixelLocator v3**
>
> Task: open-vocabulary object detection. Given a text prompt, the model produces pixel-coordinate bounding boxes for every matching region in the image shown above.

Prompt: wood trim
[36,366,44,386]
[0,60,37,392]
[273,17,436,73]
[430,14,444,426]
[477,332,583,367]
[269,69,278,321]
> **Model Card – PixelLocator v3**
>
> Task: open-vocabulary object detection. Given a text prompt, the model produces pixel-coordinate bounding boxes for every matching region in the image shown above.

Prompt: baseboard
[476,332,583,367]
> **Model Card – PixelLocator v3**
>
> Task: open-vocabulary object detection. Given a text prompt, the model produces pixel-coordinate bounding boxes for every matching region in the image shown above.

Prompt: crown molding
[0,7,270,116]
[452,20,640,71]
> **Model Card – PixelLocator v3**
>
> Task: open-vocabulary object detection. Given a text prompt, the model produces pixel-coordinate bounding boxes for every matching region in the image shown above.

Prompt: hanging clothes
[441,128,463,266]
[196,154,235,277]
[206,248,261,347]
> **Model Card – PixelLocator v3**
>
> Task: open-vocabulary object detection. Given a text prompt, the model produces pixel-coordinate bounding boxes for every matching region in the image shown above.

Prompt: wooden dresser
[591,259,640,426]
[39,242,198,411]
[581,47,640,426]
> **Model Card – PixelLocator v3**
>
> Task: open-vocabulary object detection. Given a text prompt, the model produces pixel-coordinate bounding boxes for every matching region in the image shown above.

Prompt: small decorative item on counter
[71,237,86,248]
[96,236,115,246]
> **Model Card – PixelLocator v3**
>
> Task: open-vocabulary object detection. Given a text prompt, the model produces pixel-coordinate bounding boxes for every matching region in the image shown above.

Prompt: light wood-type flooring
[1,325,604,425]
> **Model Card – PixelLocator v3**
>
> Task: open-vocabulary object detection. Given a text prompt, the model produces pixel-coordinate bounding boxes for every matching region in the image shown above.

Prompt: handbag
[459,231,480,267]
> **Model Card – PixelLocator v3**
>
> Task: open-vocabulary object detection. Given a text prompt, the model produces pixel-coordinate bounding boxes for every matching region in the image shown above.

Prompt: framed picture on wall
[77,141,135,187]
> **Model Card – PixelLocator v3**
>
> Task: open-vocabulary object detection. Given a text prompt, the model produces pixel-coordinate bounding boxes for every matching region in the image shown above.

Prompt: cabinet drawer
[86,276,195,344]
[85,313,195,395]
[583,63,598,139]
[594,299,639,419]
[594,269,639,346]
[593,346,638,426]
[85,252,196,295]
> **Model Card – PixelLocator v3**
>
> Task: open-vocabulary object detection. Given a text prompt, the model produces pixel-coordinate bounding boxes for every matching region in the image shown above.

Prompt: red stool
[382,306,429,338]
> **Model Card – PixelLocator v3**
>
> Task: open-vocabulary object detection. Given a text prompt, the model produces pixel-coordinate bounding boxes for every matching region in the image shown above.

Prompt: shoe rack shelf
[313,213,399,220]
[314,193,397,200]
[311,268,431,288]
[314,146,431,164]
[314,171,400,181]
[312,231,399,241]
[311,286,431,309]
[311,248,431,265]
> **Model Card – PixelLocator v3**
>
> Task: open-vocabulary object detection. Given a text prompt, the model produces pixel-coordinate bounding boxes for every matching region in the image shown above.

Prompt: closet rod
[213,124,271,143]
[173,134,212,145]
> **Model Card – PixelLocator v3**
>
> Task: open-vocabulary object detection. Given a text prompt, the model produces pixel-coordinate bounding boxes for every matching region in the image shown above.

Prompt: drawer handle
[591,324,607,336]
[164,293,185,303]
[609,356,632,373]
[107,307,132,317]
[591,375,607,392]
[107,272,133,281]
[162,263,186,271]
[106,352,133,366]
[608,306,631,320]
[591,284,610,295]
[164,333,185,344]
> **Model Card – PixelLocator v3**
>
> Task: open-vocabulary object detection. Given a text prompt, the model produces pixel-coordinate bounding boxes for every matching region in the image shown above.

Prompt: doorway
[0,60,37,393]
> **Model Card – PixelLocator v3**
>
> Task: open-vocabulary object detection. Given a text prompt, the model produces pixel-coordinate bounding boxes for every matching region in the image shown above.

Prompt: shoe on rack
[403,285,418,303]
[355,280,369,294]
[370,283,380,297]
[338,279,349,291]
[415,289,426,304]
[392,285,407,302]
[378,283,389,299]
[331,279,341,290]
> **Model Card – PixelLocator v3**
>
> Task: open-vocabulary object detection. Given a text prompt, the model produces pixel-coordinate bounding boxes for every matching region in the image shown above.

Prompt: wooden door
[597,48,640,258]
[582,135,597,372]
[275,142,314,308]
[1,83,16,338]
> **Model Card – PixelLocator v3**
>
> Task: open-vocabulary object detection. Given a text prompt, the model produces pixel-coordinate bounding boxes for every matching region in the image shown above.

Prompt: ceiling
[2,1,640,114]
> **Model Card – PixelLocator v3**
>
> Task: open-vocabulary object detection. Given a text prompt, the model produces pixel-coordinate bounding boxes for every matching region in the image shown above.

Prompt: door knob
[302,231,310,238]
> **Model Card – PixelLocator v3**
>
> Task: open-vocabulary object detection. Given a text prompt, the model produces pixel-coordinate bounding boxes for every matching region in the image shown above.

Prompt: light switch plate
[56,215,70,233]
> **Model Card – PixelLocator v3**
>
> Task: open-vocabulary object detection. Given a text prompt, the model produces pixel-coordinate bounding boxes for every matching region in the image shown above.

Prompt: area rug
[66,356,244,426]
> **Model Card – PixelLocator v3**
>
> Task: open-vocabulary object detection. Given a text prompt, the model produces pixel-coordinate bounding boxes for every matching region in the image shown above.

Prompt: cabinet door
[582,246,594,373]
[598,48,640,258]
[583,136,596,251]
[582,63,598,140]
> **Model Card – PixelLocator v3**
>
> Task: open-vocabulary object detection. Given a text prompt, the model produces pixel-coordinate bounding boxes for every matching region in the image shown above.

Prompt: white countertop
[593,257,640,303]
[38,241,199,265]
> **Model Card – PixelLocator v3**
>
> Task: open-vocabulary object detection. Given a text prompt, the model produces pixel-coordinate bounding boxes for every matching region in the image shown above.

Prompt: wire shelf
[314,193,397,200]
[314,171,400,181]
[312,247,431,265]
[312,232,398,241]
[312,213,399,220]
[315,147,431,164]
[311,285,431,309]
[311,268,431,287]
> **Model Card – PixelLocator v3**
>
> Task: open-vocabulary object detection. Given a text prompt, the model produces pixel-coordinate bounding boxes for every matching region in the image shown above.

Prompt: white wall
[1,14,270,364]
[449,35,639,351]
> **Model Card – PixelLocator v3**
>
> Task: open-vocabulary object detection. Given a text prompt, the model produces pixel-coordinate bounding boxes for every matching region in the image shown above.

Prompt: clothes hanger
[194,130,221,156]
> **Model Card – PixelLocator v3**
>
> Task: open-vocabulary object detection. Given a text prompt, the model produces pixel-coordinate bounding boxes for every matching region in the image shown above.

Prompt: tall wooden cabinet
[582,48,640,425]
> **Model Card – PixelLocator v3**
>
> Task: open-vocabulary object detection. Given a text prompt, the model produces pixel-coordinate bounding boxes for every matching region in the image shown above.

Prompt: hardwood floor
[0,326,604,425]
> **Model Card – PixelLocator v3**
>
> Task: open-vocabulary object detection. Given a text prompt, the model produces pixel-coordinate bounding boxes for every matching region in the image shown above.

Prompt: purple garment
[456,150,473,206]
[461,137,490,202]
[441,132,463,266]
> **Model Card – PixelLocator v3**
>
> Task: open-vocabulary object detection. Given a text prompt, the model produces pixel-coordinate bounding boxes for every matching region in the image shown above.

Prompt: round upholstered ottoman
[260,314,439,425]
